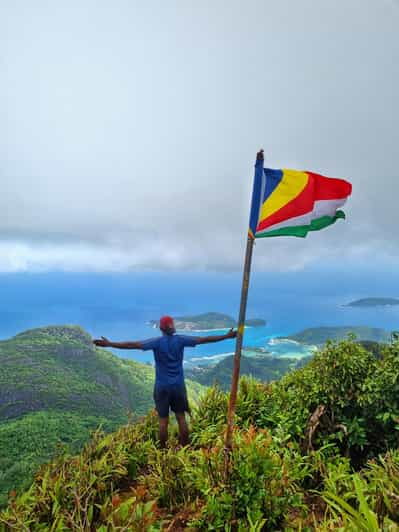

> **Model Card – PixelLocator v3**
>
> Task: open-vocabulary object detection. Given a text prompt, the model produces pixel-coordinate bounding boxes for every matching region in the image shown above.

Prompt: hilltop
[150,312,266,330]
[1,336,398,530]
[0,325,203,506]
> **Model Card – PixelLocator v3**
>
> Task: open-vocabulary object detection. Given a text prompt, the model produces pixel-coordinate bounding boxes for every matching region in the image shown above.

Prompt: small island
[280,326,391,346]
[149,312,266,331]
[345,298,399,307]
[245,319,267,327]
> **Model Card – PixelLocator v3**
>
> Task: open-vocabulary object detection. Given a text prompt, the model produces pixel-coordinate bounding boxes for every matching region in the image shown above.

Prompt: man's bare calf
[158,412,190,448]
[159,417,169,449]
[175,412,190,446]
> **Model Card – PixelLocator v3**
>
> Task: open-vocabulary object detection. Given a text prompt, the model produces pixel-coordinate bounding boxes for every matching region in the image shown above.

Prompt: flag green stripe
[256,210,346,239]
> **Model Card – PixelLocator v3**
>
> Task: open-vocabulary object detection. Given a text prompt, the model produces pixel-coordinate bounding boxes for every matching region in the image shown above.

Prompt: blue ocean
[1,269,399,366]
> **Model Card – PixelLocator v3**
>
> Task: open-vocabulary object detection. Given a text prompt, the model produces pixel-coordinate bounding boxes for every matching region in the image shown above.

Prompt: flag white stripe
[256,198,348,235]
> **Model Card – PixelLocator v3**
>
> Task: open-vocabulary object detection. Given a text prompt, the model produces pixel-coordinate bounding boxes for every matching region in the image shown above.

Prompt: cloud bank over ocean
[1,1,398,272]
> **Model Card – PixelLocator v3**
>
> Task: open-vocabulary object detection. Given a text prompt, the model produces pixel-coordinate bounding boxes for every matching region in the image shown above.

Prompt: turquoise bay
[1,269,399,366]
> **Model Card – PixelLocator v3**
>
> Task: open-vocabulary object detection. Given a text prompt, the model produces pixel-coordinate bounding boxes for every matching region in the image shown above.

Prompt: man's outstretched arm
[93,336,143,350]
[195,328,237,345]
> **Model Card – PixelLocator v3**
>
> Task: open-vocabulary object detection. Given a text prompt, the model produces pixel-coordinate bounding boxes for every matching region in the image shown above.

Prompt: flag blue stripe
[249,159,265,235]
[263,168,283,201]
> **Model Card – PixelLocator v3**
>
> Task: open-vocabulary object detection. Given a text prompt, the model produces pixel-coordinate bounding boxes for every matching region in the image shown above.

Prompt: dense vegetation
[185,353,309,391]
[0,326,203,506]
[0,411,118,508]
[2,337,399,530]
[284,326,390,345]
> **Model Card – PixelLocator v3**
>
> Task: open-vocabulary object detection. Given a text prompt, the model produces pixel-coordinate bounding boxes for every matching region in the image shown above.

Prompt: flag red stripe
[307,172,352,200]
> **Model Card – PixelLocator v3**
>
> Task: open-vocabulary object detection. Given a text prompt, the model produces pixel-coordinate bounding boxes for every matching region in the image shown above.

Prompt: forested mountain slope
[0,326,203,506]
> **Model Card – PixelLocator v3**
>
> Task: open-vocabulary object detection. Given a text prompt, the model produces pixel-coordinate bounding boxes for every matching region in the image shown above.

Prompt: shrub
[192,426,308,530]
[190,386,227,447]
[0,421,154,530]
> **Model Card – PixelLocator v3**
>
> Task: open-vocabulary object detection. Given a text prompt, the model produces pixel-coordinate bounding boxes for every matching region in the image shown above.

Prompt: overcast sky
[1,0,398,273]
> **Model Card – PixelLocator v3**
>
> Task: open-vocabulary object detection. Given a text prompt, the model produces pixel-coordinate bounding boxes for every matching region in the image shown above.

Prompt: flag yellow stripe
[258,169,309,223]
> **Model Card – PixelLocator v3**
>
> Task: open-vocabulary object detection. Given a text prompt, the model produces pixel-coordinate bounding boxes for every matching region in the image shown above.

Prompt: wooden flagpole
[224,150,264,462]
[224,234,254,452]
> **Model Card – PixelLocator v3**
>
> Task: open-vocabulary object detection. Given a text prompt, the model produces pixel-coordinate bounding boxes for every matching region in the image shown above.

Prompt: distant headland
[149,312,266,331]
[345,297,399,307]
[279,325,391,346]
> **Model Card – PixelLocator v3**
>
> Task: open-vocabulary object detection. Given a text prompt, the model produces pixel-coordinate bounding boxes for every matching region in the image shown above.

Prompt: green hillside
[0,326,204,506]
[185,353,310,390]
[1,337,399,530]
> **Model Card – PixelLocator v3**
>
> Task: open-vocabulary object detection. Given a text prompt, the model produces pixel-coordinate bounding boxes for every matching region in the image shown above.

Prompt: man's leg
[175,412,189,446]
[154,387,170,448]
[159,416,169,449]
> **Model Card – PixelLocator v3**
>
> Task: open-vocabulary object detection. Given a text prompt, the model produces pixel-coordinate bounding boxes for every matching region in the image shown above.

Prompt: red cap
[159,315,174,331]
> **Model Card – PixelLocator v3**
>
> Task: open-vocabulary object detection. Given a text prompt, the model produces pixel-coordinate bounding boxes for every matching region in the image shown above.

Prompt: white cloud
[1,0,398,272]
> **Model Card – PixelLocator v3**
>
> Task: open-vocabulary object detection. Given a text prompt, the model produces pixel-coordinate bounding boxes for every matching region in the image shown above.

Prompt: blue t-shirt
[141,334,198,388]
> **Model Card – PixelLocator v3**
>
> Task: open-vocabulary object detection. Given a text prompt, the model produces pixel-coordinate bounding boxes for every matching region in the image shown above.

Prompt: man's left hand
[93,336,111,347]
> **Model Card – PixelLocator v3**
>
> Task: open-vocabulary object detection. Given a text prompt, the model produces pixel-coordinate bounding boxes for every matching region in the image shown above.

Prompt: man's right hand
[93,336,111,347]
[225,328,237,339]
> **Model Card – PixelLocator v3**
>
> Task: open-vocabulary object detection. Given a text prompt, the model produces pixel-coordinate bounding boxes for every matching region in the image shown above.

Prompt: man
[93,316,237,448]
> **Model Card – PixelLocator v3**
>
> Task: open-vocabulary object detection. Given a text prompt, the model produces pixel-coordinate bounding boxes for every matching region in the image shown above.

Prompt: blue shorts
[153,384,189,418]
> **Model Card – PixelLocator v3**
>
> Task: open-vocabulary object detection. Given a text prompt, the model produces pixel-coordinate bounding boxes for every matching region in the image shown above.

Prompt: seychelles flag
[249,159,352,238]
